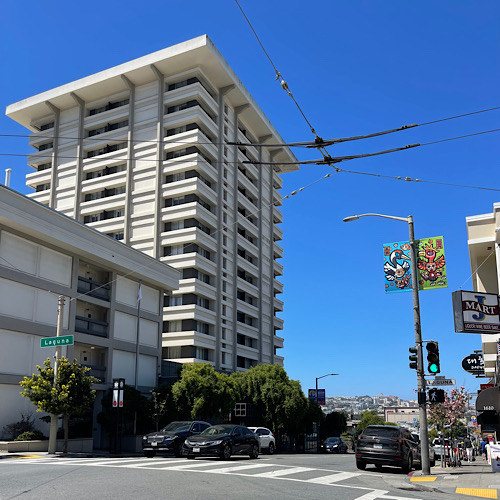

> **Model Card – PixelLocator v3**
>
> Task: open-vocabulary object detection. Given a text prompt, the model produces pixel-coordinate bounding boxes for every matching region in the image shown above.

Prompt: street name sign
[426,378,456,386]
[40,335,74,348]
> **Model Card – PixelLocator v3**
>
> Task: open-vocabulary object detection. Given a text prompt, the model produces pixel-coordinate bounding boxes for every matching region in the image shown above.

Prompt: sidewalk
[410,457,500,498]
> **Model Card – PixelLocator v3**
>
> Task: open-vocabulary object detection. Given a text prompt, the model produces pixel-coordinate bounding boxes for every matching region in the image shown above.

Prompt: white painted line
[307,472,360,484]
[124,459,186,468]
[202,463,270,474]
[354,491,389,500]
[252,466,312,478]
[161,460,235,470]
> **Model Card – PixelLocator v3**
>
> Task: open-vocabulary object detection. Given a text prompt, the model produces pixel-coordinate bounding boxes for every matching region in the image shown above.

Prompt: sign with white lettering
[452,290,500,334]
[462,353,485,375]
[40,335,74,347]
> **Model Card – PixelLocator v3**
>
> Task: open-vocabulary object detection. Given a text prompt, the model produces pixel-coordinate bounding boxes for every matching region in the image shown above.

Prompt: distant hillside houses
[323,394,418,418]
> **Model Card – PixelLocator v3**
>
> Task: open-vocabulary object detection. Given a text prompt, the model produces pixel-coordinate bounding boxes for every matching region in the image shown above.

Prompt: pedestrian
[481,438,487,460]
[464,436,473,463]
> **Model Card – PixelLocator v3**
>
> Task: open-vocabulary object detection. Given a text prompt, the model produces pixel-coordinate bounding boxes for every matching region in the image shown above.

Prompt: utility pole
[48,295,65,454]
[408,216,431,475]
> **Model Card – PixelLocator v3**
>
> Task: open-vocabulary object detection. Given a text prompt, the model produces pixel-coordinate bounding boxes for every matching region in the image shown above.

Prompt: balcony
[82,364,106,383]
[77,276,110,301]
[75,316,108,338]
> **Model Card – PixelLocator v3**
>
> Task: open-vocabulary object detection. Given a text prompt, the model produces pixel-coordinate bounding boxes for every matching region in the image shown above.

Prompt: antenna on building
[4,168,12,187]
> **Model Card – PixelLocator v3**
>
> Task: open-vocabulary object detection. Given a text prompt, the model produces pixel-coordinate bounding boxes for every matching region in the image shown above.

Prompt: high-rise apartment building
[6,35,298,373]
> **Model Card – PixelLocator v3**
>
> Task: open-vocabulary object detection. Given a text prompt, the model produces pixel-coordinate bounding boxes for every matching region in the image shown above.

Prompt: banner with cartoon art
[417,236,447,290]
[383,236,447,293]
[383,241,413,293]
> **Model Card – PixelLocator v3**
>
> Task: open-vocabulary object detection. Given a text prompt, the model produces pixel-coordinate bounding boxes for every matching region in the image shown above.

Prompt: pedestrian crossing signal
[428,388,445,403]
[426,341,440,374]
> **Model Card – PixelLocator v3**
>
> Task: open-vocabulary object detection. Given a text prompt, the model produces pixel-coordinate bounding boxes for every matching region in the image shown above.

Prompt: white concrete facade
[466,203,500,380]
[0,185,179,440]
[6,35,298,372]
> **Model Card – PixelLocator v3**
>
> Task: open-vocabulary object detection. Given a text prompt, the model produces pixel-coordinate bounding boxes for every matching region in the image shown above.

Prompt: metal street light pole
[343,213,430,475]
[315,373,339,452]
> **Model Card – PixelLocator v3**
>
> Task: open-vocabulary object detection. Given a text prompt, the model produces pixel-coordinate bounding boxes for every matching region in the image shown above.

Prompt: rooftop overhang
[0,185,180,292]
[6,35,298,174]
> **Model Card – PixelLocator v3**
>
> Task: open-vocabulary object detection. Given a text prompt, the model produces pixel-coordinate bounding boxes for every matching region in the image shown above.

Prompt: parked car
[356,425,420,473]
[432,437,451,459]
[183,424,260,460]
[248,427,276,455]
[142,420,211,458]
[412,433,436,467]
[321,437,348,454]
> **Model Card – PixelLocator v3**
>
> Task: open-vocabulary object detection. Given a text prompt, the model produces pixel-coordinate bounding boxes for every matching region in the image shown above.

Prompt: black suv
[356,425,420,473]
[142,420,211,457]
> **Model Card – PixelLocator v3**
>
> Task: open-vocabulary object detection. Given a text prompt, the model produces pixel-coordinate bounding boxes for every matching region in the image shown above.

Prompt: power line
[2,105,499,150]
[233,0,334,163]
[2,128,499,166]
[338,168,500,192]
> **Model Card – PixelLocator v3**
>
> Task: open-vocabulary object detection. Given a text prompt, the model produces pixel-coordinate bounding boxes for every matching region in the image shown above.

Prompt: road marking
[2,456,423,499]
[410,476,437,482]
[307,471,360,484]
[203,463,270,474]
[456,488,498,499]
[252,466,311,477]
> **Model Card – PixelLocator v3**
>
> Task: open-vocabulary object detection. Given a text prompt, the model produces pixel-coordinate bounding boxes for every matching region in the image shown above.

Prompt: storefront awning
[476,387,500,412]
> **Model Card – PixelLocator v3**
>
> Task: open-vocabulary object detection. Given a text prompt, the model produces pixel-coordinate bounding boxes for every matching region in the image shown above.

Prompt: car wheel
[249,444,259,459]
[144,451,156,458]
[187,454,195,460]
[174,442,183,458]
[356,460,366,470]
[221,444,232,460]
[268,442,275,455]
[402,454,412,474]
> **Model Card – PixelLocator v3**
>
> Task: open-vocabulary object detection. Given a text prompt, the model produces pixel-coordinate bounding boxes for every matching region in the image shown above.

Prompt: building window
[40,121,54,131]
[88,98,129,116]
[37,142,53,152]
[87,120,128,137]
[86,142,127,159]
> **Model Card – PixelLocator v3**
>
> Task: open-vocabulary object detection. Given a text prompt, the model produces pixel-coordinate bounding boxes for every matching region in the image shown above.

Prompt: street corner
[0,453,44,460]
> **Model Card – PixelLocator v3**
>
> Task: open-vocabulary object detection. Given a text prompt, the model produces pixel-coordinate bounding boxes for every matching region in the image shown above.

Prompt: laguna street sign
[426,378,456,386]
[40,335,74,348]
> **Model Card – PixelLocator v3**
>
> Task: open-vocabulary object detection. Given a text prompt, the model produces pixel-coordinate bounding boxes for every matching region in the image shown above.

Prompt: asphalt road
[0,452,448,500]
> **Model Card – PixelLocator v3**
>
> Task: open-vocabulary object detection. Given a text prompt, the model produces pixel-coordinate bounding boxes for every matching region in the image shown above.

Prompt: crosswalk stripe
[355,491,390,500]
[252,466,312,478]
[307,471,360,484]
[202,463,270,474]
[160,460,233,470]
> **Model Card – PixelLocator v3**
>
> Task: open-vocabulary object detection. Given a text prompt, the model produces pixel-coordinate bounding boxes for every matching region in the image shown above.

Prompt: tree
[320,411,348,440]
[355,410,386,436]
[171,363,236,420]
[428,386,470,438]
[20,357,99,453]
[234,364,309,434]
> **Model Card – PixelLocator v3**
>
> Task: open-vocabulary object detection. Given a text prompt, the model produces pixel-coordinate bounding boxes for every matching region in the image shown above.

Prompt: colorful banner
[416,236,447,290]
[383,236,447,293]
[383,241,412,293]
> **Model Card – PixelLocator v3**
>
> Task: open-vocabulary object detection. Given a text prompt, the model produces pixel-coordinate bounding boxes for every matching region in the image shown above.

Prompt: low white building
[0,185,179,445]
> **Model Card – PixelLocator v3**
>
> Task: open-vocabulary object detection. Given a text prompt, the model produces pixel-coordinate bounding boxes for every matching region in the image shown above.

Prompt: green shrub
[14,430,46,441]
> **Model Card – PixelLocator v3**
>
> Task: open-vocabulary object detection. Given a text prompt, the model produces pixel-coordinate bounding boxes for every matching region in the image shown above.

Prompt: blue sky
[1,1,499,401]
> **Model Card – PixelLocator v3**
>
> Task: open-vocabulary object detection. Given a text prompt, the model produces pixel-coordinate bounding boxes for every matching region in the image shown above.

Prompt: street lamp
[343,213,431,475]
[315,373,338,452]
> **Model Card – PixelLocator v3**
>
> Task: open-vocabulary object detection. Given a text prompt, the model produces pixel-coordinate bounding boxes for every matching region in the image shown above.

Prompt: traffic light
[426,341,440,374]
[409,346,418,370]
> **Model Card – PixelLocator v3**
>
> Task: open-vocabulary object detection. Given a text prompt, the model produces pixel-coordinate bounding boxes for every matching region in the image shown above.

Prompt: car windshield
[160,421,191,433]
[363,427,400,438]
[200,425,235,436]
[325,438,340,444]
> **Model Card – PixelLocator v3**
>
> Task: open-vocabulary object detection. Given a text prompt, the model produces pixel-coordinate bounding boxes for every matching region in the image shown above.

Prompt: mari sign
[426,378,456,386]
[40,335,74,348]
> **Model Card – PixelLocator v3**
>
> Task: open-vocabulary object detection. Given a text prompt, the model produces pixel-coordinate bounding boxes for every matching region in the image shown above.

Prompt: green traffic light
[429,363,439,373]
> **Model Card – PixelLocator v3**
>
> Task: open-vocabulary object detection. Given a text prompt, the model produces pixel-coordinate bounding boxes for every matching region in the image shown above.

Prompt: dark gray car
[356,425,420,473]
[142,420,211,457]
